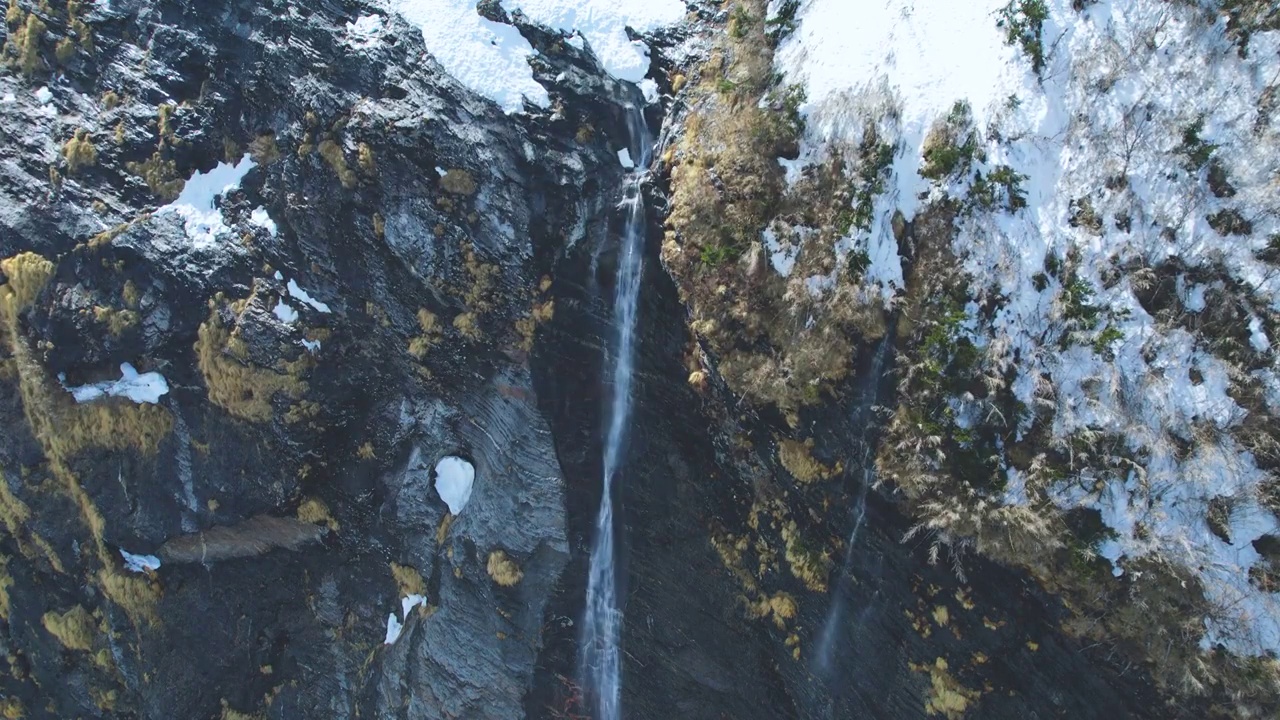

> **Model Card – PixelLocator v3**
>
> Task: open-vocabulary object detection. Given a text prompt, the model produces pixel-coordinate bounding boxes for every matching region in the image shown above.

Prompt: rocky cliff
[0,0,1272,718]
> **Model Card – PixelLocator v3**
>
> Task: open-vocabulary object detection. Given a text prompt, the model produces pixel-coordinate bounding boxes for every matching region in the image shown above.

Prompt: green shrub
[996,0,1050,75]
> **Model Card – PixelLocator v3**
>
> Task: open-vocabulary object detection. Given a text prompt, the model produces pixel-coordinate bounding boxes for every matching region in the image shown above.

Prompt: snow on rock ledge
[120,549,161,574]
[501,0,686,83]
[388,0,685,115]
[157,154,256,247]
[434,456,475,515]
[61,363,169,405]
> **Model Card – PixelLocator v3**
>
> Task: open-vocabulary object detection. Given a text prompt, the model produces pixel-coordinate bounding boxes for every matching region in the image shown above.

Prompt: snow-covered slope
[773,0,1280,657]
[385,0,685,112]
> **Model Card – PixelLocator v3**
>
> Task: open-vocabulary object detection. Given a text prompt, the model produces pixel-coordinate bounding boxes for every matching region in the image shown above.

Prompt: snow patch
[120,549,161,574]
[157,155,256,247]
[384,613,405,644]
[273,299,299,324]
[389,0,549,113]
[501,0,685,82]
[434,456,475,515]
[776,0,1280,656]
[617,148,634,169]
[62,363,169,405]
[287,279,331,313]
[638,78,660,105]
[346,14,387,48]
[34,86,52,104]
[250,207,278,236]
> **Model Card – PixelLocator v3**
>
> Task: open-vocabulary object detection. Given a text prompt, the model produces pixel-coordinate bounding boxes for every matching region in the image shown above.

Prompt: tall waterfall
[579,104,653,720]
[814,333,893,674]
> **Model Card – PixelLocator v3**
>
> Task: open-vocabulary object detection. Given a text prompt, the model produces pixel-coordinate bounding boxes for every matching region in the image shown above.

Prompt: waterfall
[814,333,893,674]
[579,104,653,720]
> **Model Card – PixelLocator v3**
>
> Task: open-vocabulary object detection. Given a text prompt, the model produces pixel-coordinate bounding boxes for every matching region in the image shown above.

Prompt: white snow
[287,279,331,313]
[384,593,427,644]
[249,207,278,236]
[384,613,405,644]
[273,270,284,281]
[761,225,800,277]
[401,593,426,618]
[273,299,299,324]
[157,154,256,247]
[638,78,660,105]
[299,338,322,353]
[503,0,685,82]
[62,363,169,405]
[34,86,52,104]
[389,0,549,113]
[387,0,684,113]
[775,0,1280,656]
[1249,316,1270,352]
[120,549,161,573]
[0,92,14,103]
[434,456,475,515]
[434,166,448,177]
[617,148,634,169]
[346,14,387,48]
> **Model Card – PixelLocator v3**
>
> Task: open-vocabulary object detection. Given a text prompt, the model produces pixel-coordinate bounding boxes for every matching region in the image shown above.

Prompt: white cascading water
[814,333,893,674]
[579,104,652,720]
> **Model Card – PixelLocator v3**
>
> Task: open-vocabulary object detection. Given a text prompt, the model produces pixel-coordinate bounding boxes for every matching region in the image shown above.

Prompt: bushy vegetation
[996,0,1051,75]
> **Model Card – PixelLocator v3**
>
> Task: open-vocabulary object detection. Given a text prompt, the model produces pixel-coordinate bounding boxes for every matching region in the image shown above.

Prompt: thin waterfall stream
[814,333,894,675]
[579,104,653,720]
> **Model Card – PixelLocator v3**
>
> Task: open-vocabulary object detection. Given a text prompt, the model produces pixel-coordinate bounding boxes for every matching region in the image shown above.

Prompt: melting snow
[157,154,256,247]
[120,549,161,573]
[300,338,322,353]
[617,148,634,169]
[287,279,331,313]
[501,0,685,82]
[384,593,427,644]
[389,0,549,113]
[273,299,299,324]
[434,456,475,515]
[34,86,52,104]
[778,0,1280,655]
[384,613,405,644]
[346,14,387,48]
[638,78,660,105]
[62,363,169,405]
[249,207,278,236]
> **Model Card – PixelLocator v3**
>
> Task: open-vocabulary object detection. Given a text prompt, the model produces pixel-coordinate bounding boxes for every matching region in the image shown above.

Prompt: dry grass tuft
[296,497,339,532]
[486,550,523,587]
[777,438,837,483]
[440,169,476,195]
[317,139,356,189]
[41,604,96,651]
[194,304,307,422]
[126,152,185,200]
[248,133,280,165]
[63,129,96,173]
[390,562,425,597]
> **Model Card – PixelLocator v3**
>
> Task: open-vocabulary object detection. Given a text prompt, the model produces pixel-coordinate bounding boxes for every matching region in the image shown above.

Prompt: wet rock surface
[0,0,1201,718]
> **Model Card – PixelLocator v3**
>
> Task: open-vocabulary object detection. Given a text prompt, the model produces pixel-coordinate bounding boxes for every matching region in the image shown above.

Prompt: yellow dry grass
[486,550,523,587]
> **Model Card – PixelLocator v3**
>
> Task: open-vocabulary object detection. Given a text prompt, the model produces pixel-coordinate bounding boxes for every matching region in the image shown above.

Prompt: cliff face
[0,0,1265,719]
